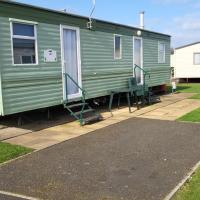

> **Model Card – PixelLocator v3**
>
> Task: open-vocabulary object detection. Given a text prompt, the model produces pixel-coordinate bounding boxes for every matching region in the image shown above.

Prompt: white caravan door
[133,37,143,84]
[61,25,82,100]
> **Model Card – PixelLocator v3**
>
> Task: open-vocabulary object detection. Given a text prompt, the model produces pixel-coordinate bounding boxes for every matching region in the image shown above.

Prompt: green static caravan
[0,1,171,116]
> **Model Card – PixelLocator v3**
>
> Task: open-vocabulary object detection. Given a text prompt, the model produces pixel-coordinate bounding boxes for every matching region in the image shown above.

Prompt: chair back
[128,77,146,96]
[128,77,139,96]
[128,77,137,89]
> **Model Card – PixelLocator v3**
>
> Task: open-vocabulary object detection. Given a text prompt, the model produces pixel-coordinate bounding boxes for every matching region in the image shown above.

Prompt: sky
[16,0,200,48]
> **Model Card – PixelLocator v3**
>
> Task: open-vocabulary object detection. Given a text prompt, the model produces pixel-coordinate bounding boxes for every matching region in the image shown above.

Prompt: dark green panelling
[80,28,134,100]
[0,14,63,115]
[0,1,171,115]
[143,37,171,68]
[145,67,171,86]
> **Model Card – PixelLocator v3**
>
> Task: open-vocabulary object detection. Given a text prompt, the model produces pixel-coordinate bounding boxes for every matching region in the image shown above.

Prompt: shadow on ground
[0,95,138,132]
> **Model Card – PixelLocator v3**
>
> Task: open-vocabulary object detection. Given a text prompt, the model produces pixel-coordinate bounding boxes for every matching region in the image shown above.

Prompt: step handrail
[63,73,86,102]
[134,64,151,84]
[134,64,150,79]
[134,64,151,94]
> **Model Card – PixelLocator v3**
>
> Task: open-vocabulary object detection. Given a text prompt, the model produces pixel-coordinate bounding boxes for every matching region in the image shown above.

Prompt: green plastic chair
[128,77,150,105]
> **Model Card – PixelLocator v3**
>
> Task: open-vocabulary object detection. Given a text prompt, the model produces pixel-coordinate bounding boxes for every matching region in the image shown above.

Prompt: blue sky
[17,0,200,47]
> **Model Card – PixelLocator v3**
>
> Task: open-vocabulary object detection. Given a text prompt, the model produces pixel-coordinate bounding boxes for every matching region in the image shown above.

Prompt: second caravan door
[61,26,82,100]
[133,37,143,84]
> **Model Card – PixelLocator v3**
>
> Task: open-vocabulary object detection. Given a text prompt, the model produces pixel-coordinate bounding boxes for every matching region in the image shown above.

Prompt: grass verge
[190,94,200,100]
[178,108,200,123]
[173,167,200,200]
[168,83,200,199]
[176,83,200,93]
[167,83,200,100]
[167,83,200,94]
[0,142,33,164]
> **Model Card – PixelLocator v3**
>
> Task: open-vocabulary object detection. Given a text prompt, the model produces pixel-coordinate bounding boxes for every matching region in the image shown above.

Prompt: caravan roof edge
[175,41,200,50]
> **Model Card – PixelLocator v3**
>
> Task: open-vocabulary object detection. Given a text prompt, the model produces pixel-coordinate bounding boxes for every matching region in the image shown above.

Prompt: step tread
[83,114,101,124]
[74,108,94,116]
[149,94,161,99]
[65,102,88,109]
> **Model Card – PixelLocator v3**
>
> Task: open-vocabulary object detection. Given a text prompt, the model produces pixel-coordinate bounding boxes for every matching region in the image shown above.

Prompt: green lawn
[178,108,200,123]
[176,84,200,122]
[176,83,200,93]
[167,83,200,99]
[173,167,200,200]
[167,83,200,94]
[0,142,33,164]
[170,83,200,200]
[190,93,200,100]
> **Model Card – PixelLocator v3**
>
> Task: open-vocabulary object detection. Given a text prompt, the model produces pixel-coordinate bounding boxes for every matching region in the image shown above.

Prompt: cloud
[153,0,200,47]
[174,13,200,30]
[164,12,200,47]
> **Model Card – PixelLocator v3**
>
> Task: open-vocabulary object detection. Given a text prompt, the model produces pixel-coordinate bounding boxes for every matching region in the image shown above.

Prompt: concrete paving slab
[0,127,32,141]
[6,131,72,150]
[0,194,24,200]
[160,93,195,101]
[140,98,200,121]
[1,118,200,200]
[0,125,7,129]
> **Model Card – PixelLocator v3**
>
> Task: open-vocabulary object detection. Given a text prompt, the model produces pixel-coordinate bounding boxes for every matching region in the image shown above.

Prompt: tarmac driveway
[0,118,200,200]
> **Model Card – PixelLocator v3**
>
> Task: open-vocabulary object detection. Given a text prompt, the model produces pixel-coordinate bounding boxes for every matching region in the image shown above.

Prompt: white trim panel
[9,18,38,25]
[133,36,144,85]
[60,25,82,101]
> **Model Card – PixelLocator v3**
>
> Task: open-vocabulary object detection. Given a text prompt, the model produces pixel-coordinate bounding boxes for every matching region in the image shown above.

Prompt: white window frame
[10,18,38,66]
[114,34,122,59]
[193,53,200,65]
[158,41,166,64]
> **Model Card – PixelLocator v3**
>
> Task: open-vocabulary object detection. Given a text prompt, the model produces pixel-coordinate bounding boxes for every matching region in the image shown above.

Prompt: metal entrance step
[63,73,101,126]
[64,101,101,126]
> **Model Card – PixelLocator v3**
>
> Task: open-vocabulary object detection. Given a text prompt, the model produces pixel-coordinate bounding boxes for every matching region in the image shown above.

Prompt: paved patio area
[1,118,200,200]
[2,93,200,150]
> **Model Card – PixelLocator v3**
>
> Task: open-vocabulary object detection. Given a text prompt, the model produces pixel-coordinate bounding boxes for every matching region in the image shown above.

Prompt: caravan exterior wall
[0,1,171,116]
[173,43,200,79]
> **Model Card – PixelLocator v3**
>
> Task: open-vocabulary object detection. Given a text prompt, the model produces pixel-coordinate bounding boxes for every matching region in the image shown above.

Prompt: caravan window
[114,35,122,59]
[158,42,166,63]
[194,53,200,65]
[11,22,38,65]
